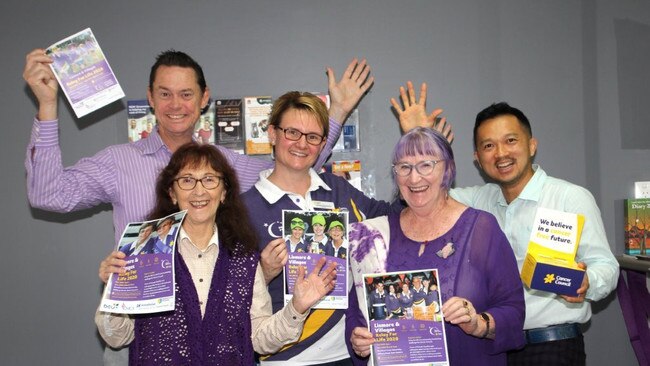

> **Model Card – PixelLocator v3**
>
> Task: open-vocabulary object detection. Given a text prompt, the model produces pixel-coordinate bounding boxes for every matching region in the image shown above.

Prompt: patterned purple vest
[129,242,258,365]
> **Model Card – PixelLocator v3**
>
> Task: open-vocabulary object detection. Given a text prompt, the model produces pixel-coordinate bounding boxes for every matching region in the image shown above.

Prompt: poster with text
[100,211,186,314]
[364,269,449,366]
[46,28,124,118]
[127,100,155,142]
[244,96,273,155]
[283,210,349,309]
[194,101,216,145]
[215,98,245,153]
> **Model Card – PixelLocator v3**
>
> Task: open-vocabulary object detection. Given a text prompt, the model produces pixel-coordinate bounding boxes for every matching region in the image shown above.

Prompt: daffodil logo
[544,274,555,283]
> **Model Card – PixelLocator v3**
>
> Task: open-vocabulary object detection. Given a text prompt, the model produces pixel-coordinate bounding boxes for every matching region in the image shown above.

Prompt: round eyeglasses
[174,175,223,190]
[275,126,325,146]
[392,160,443,177]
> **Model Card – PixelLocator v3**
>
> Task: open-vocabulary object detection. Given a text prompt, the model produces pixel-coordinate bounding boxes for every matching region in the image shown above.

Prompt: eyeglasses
[392,160,443,177]
[275,126,325,146]
[174,175,223,190]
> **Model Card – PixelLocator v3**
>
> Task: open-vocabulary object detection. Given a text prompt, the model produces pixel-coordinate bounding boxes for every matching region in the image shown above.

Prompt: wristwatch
[479,312,490,338]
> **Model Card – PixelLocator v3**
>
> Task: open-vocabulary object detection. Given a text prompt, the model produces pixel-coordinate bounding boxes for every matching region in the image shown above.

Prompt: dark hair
[149,50,207,94]
[473,102,532,149]
[268,91,329,140]
[148,143,257,255]
[392,127,456,191]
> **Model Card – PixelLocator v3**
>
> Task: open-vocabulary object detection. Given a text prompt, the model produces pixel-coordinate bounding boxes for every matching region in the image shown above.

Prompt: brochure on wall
[244,96,273,155]
[624,198,650,255]
[333,108,360,152]
[363,269,449,366]
[282,210,349,309]
[46,28,124,118]
[215,98,245,154]
[100,211,186,314]
[127,99,155,142]
[194,101,216,145]
[326,160,362,191]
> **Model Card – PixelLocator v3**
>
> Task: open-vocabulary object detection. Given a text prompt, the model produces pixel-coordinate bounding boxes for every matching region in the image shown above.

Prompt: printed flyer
[244,96,273,155]
[194,101,216,145]
[46,28,124,118]
[364,269,449,366]
[100,211,186,314]
[333,108,360,152]
[127,99,155,142]
[215,98,245,153]
[283,210,349,309]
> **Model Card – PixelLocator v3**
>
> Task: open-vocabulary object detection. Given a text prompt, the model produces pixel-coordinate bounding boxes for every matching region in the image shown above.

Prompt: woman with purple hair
[346,127,525,365]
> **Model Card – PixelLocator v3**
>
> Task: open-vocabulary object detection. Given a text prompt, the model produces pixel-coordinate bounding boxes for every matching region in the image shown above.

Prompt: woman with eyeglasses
[346,126,525,365]
[95,143,337,365]
[241,91,408,366]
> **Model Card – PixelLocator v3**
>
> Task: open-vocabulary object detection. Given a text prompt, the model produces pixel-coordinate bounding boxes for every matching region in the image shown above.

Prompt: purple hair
[392,127,456,190]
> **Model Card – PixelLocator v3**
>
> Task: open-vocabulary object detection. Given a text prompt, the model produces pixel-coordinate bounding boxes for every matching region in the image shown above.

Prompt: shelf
[617,255,650,272]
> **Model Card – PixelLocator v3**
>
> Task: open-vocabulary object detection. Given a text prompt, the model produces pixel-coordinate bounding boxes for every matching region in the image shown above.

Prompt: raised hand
[327,58,374,124]
[291,257,337,314]
[391,81,454,142]
[23,48,59,121]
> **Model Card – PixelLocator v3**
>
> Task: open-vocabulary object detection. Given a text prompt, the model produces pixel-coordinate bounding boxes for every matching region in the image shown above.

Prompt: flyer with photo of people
[100,211,186,314]
[282,210,349,309]
[46,28,124,118]
[363,269,449,366]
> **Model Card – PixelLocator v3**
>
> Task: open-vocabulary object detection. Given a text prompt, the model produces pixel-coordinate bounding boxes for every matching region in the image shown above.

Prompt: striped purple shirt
[25,118,340,245]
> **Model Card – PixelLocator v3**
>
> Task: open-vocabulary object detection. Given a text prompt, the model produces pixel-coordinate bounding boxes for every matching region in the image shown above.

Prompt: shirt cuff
[32,118,59,147]
[284,299,310,325]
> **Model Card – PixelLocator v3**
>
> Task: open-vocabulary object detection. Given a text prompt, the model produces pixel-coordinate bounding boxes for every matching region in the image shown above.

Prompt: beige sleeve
[250,263,310,355]
[94,304,135,348]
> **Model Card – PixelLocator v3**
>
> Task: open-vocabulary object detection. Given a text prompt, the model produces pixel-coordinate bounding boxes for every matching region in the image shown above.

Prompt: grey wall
[0,0,642,364]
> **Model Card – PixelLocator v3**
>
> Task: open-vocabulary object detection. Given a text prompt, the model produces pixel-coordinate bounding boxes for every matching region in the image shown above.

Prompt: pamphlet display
[127,100,155,142]
[215,98,245,154]
[194,101,216,145]
[244,96,273,155]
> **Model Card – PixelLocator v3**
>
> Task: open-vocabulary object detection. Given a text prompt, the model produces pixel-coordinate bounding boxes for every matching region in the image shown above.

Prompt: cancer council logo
[544,273,555,284]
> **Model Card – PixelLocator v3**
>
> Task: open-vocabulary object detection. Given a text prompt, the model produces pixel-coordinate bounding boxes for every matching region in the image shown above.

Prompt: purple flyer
[364,269,449,366]
[283,210,349,309]
[100,211,186,314]
[46,28,125,118]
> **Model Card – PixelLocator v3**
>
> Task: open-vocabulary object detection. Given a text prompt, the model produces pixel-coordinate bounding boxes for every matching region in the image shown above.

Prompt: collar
[135,126,172,156]
[254,168,331,204]
[178,224,219,252]
[497,164,547,206]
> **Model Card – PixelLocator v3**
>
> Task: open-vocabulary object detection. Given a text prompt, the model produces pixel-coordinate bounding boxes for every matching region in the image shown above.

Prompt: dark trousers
[507,335,586,366]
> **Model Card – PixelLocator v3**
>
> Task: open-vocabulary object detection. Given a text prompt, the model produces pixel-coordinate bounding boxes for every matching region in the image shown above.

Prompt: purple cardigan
[129,242,259,365]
